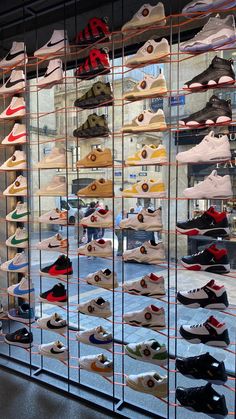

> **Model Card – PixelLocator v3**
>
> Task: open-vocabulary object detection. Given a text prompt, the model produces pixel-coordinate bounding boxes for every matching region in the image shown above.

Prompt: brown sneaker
[123,73,167,101]
[77,148,112,168]
[77,178,113,197]
[122,109,167,133]
[126,38,170,68]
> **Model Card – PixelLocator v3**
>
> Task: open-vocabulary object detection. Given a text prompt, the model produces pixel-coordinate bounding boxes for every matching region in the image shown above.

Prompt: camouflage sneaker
[73,113,110,138]
[74,81,113,109]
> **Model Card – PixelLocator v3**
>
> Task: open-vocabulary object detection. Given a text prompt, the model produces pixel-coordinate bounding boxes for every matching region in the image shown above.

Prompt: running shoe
[78,297,111,318]
[122,2,166,31]
[37,313,67,335]
[75,17,110,46]
[0,41,27,69]
[37,59,64,88]
[125,38,170,67]
[38,341,69,361]
[123,273,165,298]
[35,146,66,169]
[0,70,25,95]
[2,123,27,145]
[8,303,35,324]
[177,279,229,310]
[0,150,26,171]
[85,268,118,289]
[76,326,113,349]
[123,305,166,331]
[181,243,230,274]
[183,0,236,14]
[0,96,26,120]
[74,81,113,109]
[120,208,163,231]
[3,175,27,196]
[79,354,113,377]
[38,208,67,225]
[39,255,73,279]
[123,73,167,100]
[183,170,233,199]
[125,144,167,165]
[36,175,66,196]
[80,209,113,228]
[122,109,167,133]
[77,179,113,198]
[76,148,112,168]
[36,233,68,253]
[4,327,33,349]
[123,240,165,264]
[39,283,67,306]
[6,227,28,248]
[75,48,110,80]
[73,113,110,138]
[125,339,168,366]
[78,239,112,257]
[126,372,167,398]
[34,29,70,57]
[1,252,28,273]
[6,202,29,222]
[7,276,34,300]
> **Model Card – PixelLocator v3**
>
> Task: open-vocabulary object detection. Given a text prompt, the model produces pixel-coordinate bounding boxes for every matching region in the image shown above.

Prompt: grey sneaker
[182,0,236,14]
[180,14,236,52]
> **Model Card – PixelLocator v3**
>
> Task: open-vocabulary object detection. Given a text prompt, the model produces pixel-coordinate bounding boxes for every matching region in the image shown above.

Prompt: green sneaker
[74,81,113,109]
[125,339,168,366]
[73,113,110,138]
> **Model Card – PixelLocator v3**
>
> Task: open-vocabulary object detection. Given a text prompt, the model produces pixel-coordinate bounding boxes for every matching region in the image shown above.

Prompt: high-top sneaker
[181,243,230,274]
[0,96,26,120]
[1,252,28,273]
[122,2,166,32]
[180,315,230,347]
[75,48,110,80]
[37,59,64,88]
[0,41,28,68]
[125,38,170,68]
[74,81,113,109]
[6,202,29,222]
[177,279,229,310]
[123,240,166,265]
[34,29,70,57]
[75,17,110,46]
[0,150,27,171]
[0,70,25,94]
[123,305,166,331]
[39,255,73,279]
[3,175,27,196]
[36,146,66,169]
[39,283,67,306]
[36,175,66,196]
[6,227,28,249]
[183,170,233,199]
[120,208,163,231]
[2,123,27,145]
[73,113,110,138]
[7,276,34,300]
[183,0,236,14]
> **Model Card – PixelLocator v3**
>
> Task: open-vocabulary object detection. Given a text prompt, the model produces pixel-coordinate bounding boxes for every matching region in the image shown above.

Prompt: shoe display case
[0,0,235,418]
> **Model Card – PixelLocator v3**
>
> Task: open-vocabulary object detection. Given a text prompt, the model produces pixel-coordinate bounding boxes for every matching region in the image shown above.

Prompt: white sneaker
[85,269,118,289]
[79,354,113,377]
[36,233,68,253]
[37,59,64,88]
[126,372,167,398]
[125,144,167,165]
[125,339,168,366]
[123,240,166,264]
[34,29,70,57]
[1,252,28,273]
[0,150,26,170]
[78,239,112,258]
[125,38,170,67]
[35,146,66,168]
[122,2,166,32]
[78,297,112,318]
[122,179,166,198]
[0,70,25,94]
[6,227,28,248]
[124,305,166,331]
[183,0,236,14]
[123,273,165,298]
[76,326,113,349]
[177,279,229,310]
[36,175,66,196]
[38,341,69,361]
[120,208,163,231]
[80,209,113,228]
[0,41,28,68]
[0,96,26,120]
[176,131,231,164]
[183,170,233,199]
[38,208,67,225]
[7,276,34,300]
[3,175,27,196]
[6,202,29,222]
[123,74,167,101]
[2,123,27,145]
[122,109,167,133]
[37,313,67,335]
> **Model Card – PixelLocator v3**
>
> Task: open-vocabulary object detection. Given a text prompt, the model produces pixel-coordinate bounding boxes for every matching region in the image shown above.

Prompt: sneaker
[39,283,67,306]
[7,276,34,300]
[122,109,167,133]
[36,233,68,253]
[37,313,67,334]
[79,354,113,377]
[75,17,110,45]
[4,327,33,349]
[39,255,73,279]
[76,326,113,349]
[179,95,232,127]
[180,14,236,52]
[6,202,29,223]
[183,0,236,13]
[176,352,228,384]
[73,113,110,138]
[35,147,66,169]
[177,279,229,310]
[0,41,28,68]
[123,73,167,100]
[78,239,112,257]
[120,208,163,231]
[176,383,228,416]
[176,131,231,163]
[37,59,64,88]
[34,29,70,57]
[176,206,230,237]
[85,268,118,289]
[39,208,67,225]
[74,81,113,109]
[123,305,166,331]
[6,227,28,248]
[0,70,25,95]
[3,175,27,196]
[77,148,112,168]
[78,297,112,318]
[180,316,230,347]
[0,150,27,171]
[126,38,170,68]
[122,179,166,198]
[123,273,165,298]
[0,96,26,120]
[8,303,35,324]
[126,372,167,398]
[75,48,110,80]
[126,144,167,165]
[1,252,28,273]
[77,179,113,198]
[183,170,233,199]
[81,209,113,228]
[38,341,69,361]
[122,2,166,32]
[2,123,27,145]
[36,175,66,196]
[125,339,168,366]
[123,240,165,264]
[181,243,230,274]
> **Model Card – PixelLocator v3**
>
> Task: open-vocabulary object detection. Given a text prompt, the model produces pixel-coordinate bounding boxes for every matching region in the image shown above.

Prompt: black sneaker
[184,56,235,91]
[177,279,229,310]
[181,244,230,274]
[179,315,230,347]
[75,17,110,46]
[73,113,110,138]
[75,48,110,80]
[179,95,232,127]
[39,283,67,306]
[39,255,73,279]
[177,207,229,238]
[176,383,228,417]
[176,352,228,384]
[4,327,33,348]
[74,81,113,109]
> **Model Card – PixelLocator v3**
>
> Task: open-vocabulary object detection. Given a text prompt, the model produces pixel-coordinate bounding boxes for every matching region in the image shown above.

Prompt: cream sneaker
[125,38,170,68]
[0,96,26,120]
[6,227,28,249]
[123,73,167,101]
[37,176,66,196]
[120,208,163,231]
[123,305,166,330]
[2,123,27,145]
[0,70,25,94]
[123,273,165,298]
[123,240,165,264]
[79,354,113,377]
[37,59,64,88]
[34,29,70,57]
[38,208,67,225]
[122,109,167,133]
[78,239,112,258]
[76,326,113,349]
[6,202,29,222]
[77,297,112,318]
[122,2,166,31]
[36,147,66,168]
[183,170,233,199]
[3,175,27,196]
[0,150,26,171]
[0,41,28,68]
[125,339,168,366]
[85,268,118,289]
[80,209,113,228]
[126,372,167,397]
[126,144,167,165]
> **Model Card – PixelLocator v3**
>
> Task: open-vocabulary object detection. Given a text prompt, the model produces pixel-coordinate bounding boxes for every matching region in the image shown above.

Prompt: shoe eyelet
[147,45,153,54]
[142,8,149,17]
[94,275,100,282]
[140,279,147,288]
[137,214,144,223]
[143,348,151,356]
[87,244,92,252]
[140,246,147,254]
[140,80,147,90]
[142,183,149,192]
[147,379,154,388]
[138,113,144,122]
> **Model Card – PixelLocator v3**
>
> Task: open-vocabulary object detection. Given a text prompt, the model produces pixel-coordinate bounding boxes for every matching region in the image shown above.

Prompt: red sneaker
[75,48,110,80]
[75,17,110,46]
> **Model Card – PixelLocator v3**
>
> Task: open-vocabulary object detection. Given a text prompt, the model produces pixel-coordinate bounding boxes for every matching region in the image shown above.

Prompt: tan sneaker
[122,109,167,133]
[122,2,166,32]
[77,148,112,168]
[123,73,167,101]
[37,175,66,196]
[77,178,113,197]
[126,38,170,68]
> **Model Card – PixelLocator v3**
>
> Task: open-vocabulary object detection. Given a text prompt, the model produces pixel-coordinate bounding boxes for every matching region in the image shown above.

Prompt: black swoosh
[49,216,59,221]
[48,243,60,248]
[5,50,25,61]
[50,348,64,354]
[46,320,64,329]
[44,66,61,78]
[5,78,25,88]
[47,39,66,48]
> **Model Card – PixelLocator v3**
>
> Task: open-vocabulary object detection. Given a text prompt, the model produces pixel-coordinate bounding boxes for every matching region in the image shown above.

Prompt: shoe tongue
[98,209,107,215]
[97,239,105,244]
[54,313,61,320]
[98,354,107,362]
[205,279,215,288]
[103,268,111,275]
[150,340,161,350]
[56,341,63,349]
[147,208,155,214]
[96,297,105,305]
[207,316,221,328]
[21,328,28,335]
[150,240,157,246]
[56,233,62,240]
[150,305,160,312]
[149,273,160,281]
[206,206,216,215]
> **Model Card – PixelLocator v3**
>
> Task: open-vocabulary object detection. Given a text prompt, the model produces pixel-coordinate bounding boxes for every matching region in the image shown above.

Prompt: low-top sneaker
[39,255,73,279]
[77,148,112,168]
[75,17,110,46]
[76,326,113,349]
[38,341,69,361]
[125,339,168,366]
[126,372,167,398]
[122,2,166,32]
[125,144,167,165]
[177,279,229,310]
[7,276,34,300]
[3,175,27,196]
[0,150,26,171]
[8,303,35,324]
[122,179,166,198]
[36,175,66,196]
[37,313,67,334]
[78,239,112,258]
[75,81,113,109]
[35,146,66,169]
[73,113,110,138]
[120,208,163,231]
[183,170,233,199]
[0,41,28,69]
[125,38,170,67]
[38,208,67,225]
[6,202,29,222]
[34,29,70,57]
[179,316,230,347]
[78,297,111,318]
[4,327,33,349]
[0,96,26,120]
[75,48,110,80]
[6,227,28,248]
[85,268,118,289]
[122,109,167,133]
[123,305,166,331]
[79,354,113,377]
[36,233,68,253]
[39,283,67,306]
[182,0,236,13]
[181,243,230,274]
[123,273,165,298]
[77,178,113,198]
[123,73,167,101]
[123,240,165,265]
[81,209,113,228]
[2,123,27,145]
[0,69,25,94]
[37,59,64,88]
[1,252,28,273]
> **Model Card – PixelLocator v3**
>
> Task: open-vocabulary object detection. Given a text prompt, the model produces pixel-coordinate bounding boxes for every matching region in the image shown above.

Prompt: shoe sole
[179,406,228,419]
[39,219,67,225]
[176,226,230,238]
[176,296,228,310]
[37,246,68,254]
[184,76,235,91]
[4,338,32,348]
[177,155,231,164]
[120,224,163,231]
[181,33,236,52]
[126,52,170,68]
[81,222,113,228]
[122,122,167,133]
[75,67,110,80]
[73,127,110,138]
[124,87,168,101]
[180,116,232,127]
[183,0,236,12]
[75,95,113,109]
[181,260,230,274]
[39,270,73,280]
[124,320,166,331]
[76,336,113,349]
[86,280,118,289]
[124,288,166,298]
[78,310,111,319]
[122,192,166,198]
[125,347,168,366]
[35,163,66,169]
[123,256,166,265]
[37,191,66,196]
[126,158,168,165]
[122,17,167,32]
[79,366,113,377]
[78,251,112,258]
[7,313,35,324]
[77,162,112,168]
[180,337,229,348]
[38,297,67,307]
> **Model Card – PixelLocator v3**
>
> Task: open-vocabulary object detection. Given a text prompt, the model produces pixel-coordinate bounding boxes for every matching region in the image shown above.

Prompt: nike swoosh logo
[8,185,27,195]
[49,216,59,221]
[11,236,28,245]
[12,284,33,295]
[5,78,25,89]
[5,50,25,61]
[44,66,61,78]
[48,243,60,248]
[6,105,25,116]
[46,320,65,329]
[8,132,26,142]
[47,39,66,48]
[12,211,28,219]
[8,261,28,270]
[90,361,112,373]
[7,159,26,167]
[89,334,112,345]
[50,348,64,355]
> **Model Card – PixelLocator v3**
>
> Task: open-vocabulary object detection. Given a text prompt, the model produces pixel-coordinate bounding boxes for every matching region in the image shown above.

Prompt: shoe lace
[190,321,204,329]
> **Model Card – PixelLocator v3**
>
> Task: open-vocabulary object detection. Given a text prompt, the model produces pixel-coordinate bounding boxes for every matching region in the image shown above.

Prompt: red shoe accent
[207,244,227,261]
[48,265,73,276]
[46,292,67,302]
[6,106,25,116]
[75,49,110,78]
[98,209,108,215]
[75,17,110,44]
[178,228,200,236]
[150,305,160,312]
[206,207,227,223]
[8,132,26,142]
[150,273,161,281]
[185,265,201,271]
[206,279,224,291]
[208,316,224,328]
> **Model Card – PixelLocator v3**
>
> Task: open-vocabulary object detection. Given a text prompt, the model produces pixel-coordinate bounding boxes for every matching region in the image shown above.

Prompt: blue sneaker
[8,303,35,324]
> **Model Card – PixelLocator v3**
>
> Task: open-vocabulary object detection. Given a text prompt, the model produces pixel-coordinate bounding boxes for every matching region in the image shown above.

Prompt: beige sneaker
[37,175,66,196]
[35,147,66,169]
[123,73,167,101]
[122,2,166,32]
[122,109,167,133]
[77,148,112,168]
[77,178,113,197]
[126,38,170,68]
